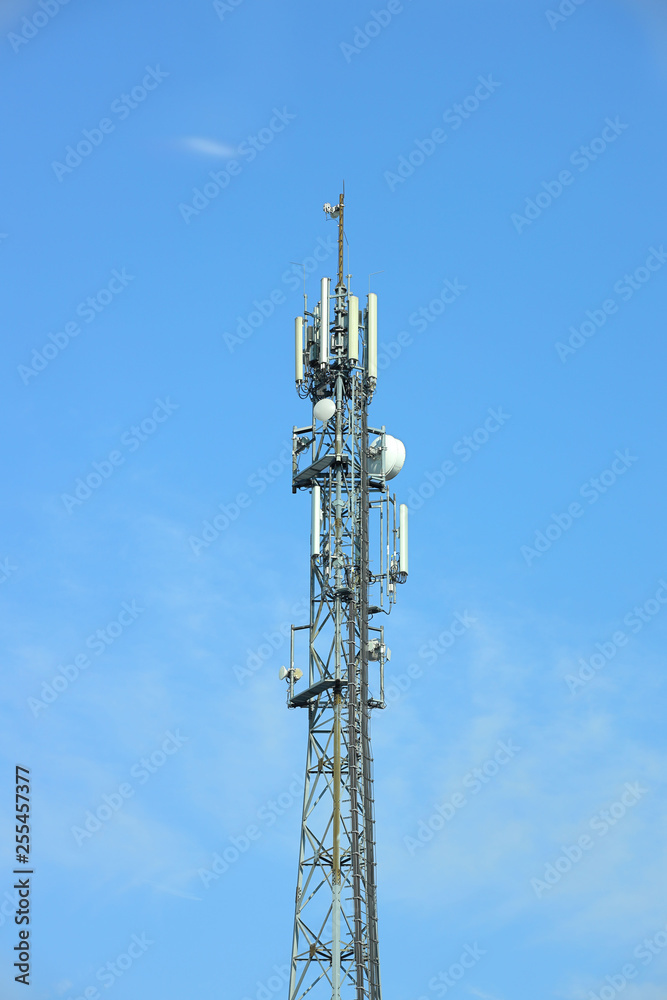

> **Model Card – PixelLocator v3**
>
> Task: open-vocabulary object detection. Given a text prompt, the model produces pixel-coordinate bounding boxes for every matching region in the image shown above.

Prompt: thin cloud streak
[180,137,239,158]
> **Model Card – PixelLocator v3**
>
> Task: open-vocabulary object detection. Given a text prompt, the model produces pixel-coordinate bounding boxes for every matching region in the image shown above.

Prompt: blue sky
[1,0,667,997]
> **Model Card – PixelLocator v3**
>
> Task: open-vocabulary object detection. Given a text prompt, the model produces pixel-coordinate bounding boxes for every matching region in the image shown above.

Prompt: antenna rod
[337,190,344,287]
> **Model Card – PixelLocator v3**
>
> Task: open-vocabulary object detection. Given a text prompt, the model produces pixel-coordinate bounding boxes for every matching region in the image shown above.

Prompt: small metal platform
[293,454,348,489]
[290,677,342,707]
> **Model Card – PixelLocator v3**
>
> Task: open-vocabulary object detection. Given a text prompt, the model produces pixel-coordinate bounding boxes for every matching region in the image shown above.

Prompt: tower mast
[284,195,408,1000]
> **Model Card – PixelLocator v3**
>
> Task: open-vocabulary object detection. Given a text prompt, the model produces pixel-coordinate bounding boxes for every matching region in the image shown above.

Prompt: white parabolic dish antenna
[313,397,336,423]
[368,435,406,480]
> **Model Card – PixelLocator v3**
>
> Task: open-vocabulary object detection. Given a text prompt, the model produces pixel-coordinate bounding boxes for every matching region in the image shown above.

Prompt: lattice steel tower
[282,194,408,1000]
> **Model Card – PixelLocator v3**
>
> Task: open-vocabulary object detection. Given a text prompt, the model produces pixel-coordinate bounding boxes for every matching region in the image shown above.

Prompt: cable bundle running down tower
[281,195,408,1000]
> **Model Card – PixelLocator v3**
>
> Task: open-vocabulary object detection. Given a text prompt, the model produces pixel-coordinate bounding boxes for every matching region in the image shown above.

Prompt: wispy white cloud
[180,137,238,158]
[568,981,667,1000]
[467,989,504,1000]
[619,0,667,73]
[623,987,667,1000]
[0,0,32,31]
[145,881,202,901]
[373,610,667,951]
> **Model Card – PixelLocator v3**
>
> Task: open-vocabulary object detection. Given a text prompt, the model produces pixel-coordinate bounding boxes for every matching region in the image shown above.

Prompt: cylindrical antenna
[348,294,359,362]
[367,292,377,379]
[295,316,304,382]
[311,484,321,557]
[399,503,408,577]
[320,277,330,365]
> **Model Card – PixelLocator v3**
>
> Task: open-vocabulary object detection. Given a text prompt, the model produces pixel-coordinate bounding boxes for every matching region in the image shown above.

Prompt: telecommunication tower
[281,194,409,1000]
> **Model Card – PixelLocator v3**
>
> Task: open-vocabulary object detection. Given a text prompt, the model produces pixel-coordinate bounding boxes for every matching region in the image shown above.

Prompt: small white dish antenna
[313,398,336,424]
[368,435,406,480]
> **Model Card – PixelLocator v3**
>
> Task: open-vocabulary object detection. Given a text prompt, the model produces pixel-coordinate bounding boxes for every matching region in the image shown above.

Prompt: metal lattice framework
[282,195,408,1000]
